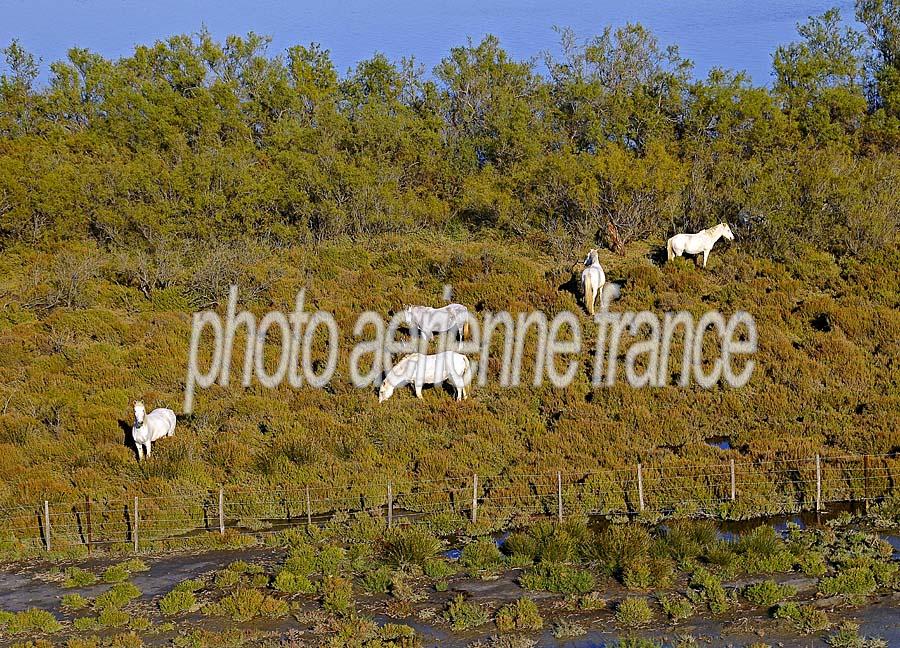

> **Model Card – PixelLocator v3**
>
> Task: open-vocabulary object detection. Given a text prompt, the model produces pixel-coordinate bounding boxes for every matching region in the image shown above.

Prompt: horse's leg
[136,444,143,461]
[414,382,423,399]
[145,441,152,458]
[703,249,709,268]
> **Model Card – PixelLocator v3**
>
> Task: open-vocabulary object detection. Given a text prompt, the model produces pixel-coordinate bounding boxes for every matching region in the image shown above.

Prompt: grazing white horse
[378,352,472,402]
[132,400,176,460]
[404,304,471,342]
[667,222,735,268]
[580,249,606,316]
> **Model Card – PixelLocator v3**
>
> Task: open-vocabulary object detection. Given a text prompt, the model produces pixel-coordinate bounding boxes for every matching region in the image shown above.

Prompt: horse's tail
[666,237,674,262]
[583,273,595,316]
[462,319,470,340]
[462,355,473,396]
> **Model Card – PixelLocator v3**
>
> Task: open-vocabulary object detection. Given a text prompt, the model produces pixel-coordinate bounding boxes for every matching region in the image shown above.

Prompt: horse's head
[585,249,599,266]
[133,400,146,426]
[720,223,735,241]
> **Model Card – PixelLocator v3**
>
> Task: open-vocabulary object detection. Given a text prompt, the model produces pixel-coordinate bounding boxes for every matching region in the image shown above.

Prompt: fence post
[132,496,139,553]
[471,474,478,524]
[815,454,822,512]
[637,464,645,512]
[557,471,563,523]
[43,500,50,552]
[730,458,736,502]
[305,486,312,526]
[218,487,225,535]
[86,496,93,555]
[387,482,393,529]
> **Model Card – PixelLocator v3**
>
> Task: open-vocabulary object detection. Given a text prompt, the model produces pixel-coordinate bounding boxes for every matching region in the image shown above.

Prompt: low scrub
[443,595,488,631]
[743,580,796,607]
[0,607,62,634]
[495,597,543,632]
[203,588,288,622]
[615,597,654,627]
[774,602,830,634]
[659,593,693,622]
[519,562,595,595]
[383,527,442,568]
[158,590,197,616]
[819,567,877,604]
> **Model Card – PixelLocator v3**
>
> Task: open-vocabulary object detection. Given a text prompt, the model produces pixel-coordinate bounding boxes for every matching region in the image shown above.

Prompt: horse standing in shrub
[666,222,734,268]
[378,352,472,402]
[581,249,606,315]
[131,400,176,460]
[404,304,470,345]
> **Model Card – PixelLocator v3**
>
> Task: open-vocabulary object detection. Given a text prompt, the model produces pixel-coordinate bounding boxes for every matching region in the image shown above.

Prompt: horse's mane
[701,222,727,235]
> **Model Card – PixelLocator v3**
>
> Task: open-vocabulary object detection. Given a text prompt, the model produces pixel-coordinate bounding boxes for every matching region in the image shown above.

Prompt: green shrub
[101,565,130,584]
[273,568,316,594]
[579,591,606,610]
[320,576,354,617]
[361,566,393,594]
[743,580,796,607]
[443,595,488,631]
[97,607,130,628]
[423,558,457,580]
[774,602,830,634]
[159,590,196,616]
[688,568,730,614]
[383,527,441,568]
[737,526,794,574]
[117,559,149,573]
[316,545,347,576]
[1,608,62,634]
[589,524,651,577]
[72,616,100,631]
[519,562,595,595]
[659,593,693,622]
[661,520,717,561]
[203,588,287,622]
[826,621,888,648]
[460,538,504,574]
[615,597,654,627]
[798,550,828,577]
[61,593,90,610]
[63,567,98,588]
[495,597,543,632]
[172,578,204,593]
[819,567,877,604]
[552,619,587,638]
[94,582,141,611]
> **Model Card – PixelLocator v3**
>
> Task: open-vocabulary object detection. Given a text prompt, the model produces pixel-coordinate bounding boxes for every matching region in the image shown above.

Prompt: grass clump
[203,588,288,622]
[552,620,587,638]
[61,593,90,610]
[172,578,203,593]
[774,602,830,634]
[63,567,98,588]
[361,566,394,594]
[495,597,543,632]
[101,565,131,584]
[383,526,442,568]
[687,568,730,614]
[819,567,877,604]
[0,608,62,635]
[743,580,796,607]
[659,593,693,622]
[826,621,888,648]
[423,558,457,580]
[519,562,595,595]
[96,607,130,628]
[615,597,654,627]
[320,576,354,617]
[93,582,141,611]
[159,590,196,616]
[443,595,488,631]
[460,538,505,575]
[736,526,794,574]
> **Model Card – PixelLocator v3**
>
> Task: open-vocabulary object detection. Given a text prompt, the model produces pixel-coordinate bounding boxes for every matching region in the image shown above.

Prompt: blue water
[1,0,858,85]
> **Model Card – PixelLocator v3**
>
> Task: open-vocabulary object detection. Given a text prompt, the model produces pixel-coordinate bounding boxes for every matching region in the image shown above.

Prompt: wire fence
[1,453,897,554]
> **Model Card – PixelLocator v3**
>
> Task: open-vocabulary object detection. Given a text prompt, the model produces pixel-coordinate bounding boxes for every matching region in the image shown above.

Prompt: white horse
[132,400,176,460]
[580,249,606,316]
[666,222,734,268]
[404,304,471,343]
[378,352,472,402]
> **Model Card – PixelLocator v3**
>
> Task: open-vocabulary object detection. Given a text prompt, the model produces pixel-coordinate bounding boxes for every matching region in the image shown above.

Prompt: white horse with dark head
[378,351,472,402]
[666,222,734,268]
[581,249,606,316]
[404,303,470,343]
[132,400,176,460]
